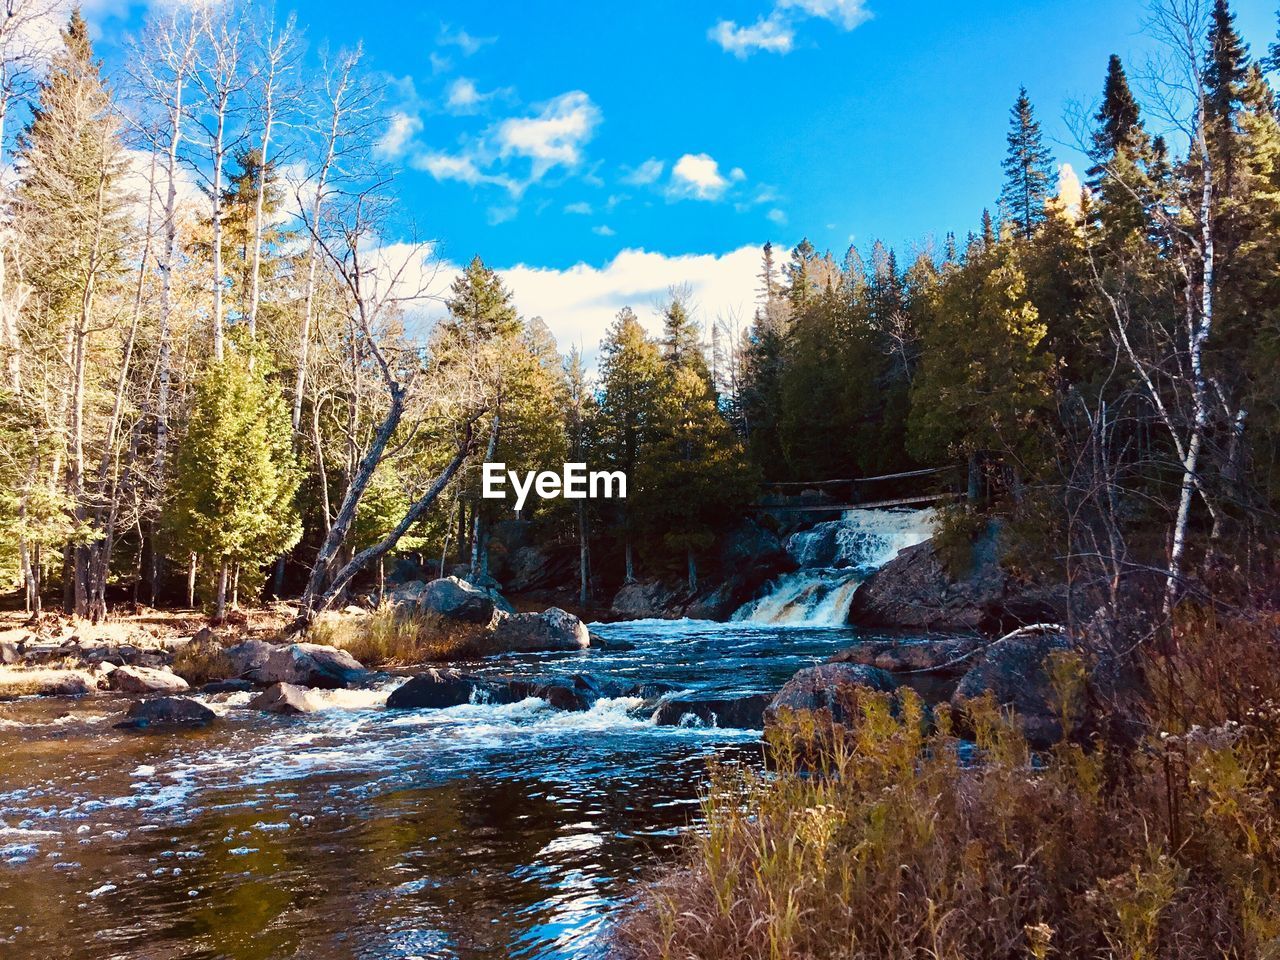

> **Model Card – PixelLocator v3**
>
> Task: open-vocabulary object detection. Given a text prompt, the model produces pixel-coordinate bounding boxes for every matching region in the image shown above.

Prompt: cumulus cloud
[414,90,601,197]
[496,91,601,178]
[708,15,794,58]
[376,111,423,158]
[592,225,616,237]
[711,0,870,56]
[668,153,737,201]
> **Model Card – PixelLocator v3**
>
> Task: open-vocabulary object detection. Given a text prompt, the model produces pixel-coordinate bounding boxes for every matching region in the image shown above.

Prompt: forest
[0,0,1279,957]
[0,0,1275,634]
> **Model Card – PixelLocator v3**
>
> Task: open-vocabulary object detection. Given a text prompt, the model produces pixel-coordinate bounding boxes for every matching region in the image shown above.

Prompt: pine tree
[169,345,301,618]
[14,10,129,617]
[634,365,754,591]
[598,307,665,581]
[786,238,818,309]
[1089,55,1143,183]
[220,146,288,323]
[999,87,1056,239]
[659,290,711,388]
[442,255,521,347]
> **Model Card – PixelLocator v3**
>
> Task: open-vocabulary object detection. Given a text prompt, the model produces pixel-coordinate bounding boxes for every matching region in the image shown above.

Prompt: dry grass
[171,639,234,685]
[616,610,1280,960]
[309,606,466,666]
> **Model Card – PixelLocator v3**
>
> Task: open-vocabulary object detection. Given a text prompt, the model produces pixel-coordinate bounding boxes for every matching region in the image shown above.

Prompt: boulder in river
[765,662,898,730]
[653,692,772,729]
[491,607,590,653]
[200,678,254,695]
[116,696,217,731]
[108,664,190,695]
[848,525,1066,634]
[258,642,366,689]
[248,682,318,715]
[951,627,1074,748]
[223,638,274,680]
[386,669,492,709]
[610,579,686,620]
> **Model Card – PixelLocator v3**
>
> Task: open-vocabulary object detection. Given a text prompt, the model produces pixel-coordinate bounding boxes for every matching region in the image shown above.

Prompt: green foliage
[999,86,1057,239]
[168,344,301,606]
[907,235,1054,468]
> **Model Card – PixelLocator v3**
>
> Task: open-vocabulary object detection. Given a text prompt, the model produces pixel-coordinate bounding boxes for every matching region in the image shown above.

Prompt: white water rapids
[733,508,935,626]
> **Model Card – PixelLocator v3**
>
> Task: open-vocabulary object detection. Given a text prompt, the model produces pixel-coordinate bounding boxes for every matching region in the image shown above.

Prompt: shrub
[615,610,1280,960]
[171,638,233,685]
[309,606,462,666]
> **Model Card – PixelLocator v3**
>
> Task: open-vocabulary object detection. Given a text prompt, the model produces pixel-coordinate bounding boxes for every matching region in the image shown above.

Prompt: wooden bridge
[750,465,963,513]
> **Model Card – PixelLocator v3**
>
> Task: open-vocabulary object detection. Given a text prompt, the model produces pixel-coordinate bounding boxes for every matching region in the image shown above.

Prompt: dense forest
[0,0,1277,641]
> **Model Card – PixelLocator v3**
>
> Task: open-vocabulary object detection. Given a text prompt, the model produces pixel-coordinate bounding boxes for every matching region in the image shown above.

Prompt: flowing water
[0,510,940,960]
[734,508,935,626]
[0,619,923,960]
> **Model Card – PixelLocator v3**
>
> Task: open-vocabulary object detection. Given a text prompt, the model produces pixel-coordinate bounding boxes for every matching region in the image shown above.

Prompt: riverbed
[0,619,901,960]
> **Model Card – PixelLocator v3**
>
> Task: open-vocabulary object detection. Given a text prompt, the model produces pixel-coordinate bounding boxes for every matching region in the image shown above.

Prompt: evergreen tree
[598,307,665,581]
[634,365,755,591]
[1089,55,1143,183]
[659,290,711,387]
[441,255,521,347]
[220,146,288,323]
[169,345,301,618]
[14,10,129,617]
[999,87,1057,239]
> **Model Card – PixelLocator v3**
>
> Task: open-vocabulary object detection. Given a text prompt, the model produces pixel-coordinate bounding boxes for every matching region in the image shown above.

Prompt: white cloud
[767,208,788,225]
[668,153,735,201]
[437,24,496,56]
[621,157,665,186]
[451,246,762,365]
[708,15,794,58]
[592,225,616,237]
[564,201,593,215]
[711,0,870,57]
[487,205,519,225]
[376,111,423,158]
[444,77,509,115]
[496,91,601,178]
[778,0,871,30]
[413,151,518,194]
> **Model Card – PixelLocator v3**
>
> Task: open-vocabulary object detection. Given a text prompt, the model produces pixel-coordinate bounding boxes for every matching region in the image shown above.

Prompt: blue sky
[84,0,1279,351]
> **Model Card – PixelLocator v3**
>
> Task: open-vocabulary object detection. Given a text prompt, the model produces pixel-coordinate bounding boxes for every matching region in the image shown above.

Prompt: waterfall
[733,508,935,626]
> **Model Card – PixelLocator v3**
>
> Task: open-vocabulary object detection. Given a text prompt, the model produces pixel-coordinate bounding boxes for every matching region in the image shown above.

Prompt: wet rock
[108,665,189,695]
[621,680,681,702]
[765,663,898,729]
[491,607,590,653]
[0,642,18,665]
[200,678,254,694]
[588,633,635,652]
[248,682,317,715]
[653,692,772,729]
[116,696,217,731]
[258,643,366,690]
[386,669,491,710]
[952,629,1073,748]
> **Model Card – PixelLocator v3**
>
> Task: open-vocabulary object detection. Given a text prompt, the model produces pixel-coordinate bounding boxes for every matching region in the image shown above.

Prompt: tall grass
[309,606,464,666]
[616,611,1280,960]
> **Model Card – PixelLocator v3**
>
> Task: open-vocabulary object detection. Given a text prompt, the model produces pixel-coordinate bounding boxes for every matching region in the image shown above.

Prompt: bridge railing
[751,464,962,513]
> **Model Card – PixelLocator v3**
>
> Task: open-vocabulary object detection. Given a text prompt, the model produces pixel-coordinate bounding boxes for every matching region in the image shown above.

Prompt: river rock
[248,682,318,715]
[653,692,772,729]
[491,608,590,653]
[848,528,1066,634]
[258,643,366,689]
[610,580,686,619]
[952,629,1073,748]
[200,678,254,694]
[765,663,898,729]
[108,665,190,695]
[827,637,983,674]
[419,576,498,623]
[223,638,274,680]
[116,696,217,731]
[0,642,18,665]
[386,669,492,709]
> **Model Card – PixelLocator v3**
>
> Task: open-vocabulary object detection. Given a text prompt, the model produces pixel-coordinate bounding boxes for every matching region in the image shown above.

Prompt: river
[0,510,940,959]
